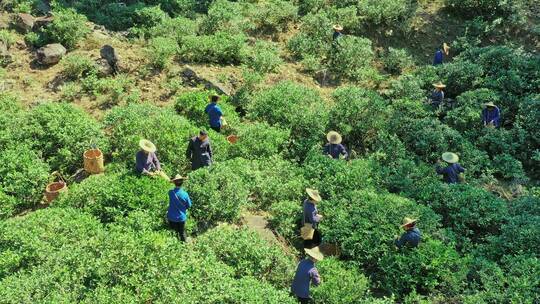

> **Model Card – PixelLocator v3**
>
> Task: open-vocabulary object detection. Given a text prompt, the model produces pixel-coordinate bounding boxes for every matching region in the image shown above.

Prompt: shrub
[0,30,16,48]
[515,95,540,178]
[55,172,171,224]
[191,224,296,288]
[61,53,97,80]
[178,32,247,64]
[268,200,301,241]
[42,9,91,49]
[320,189,441,270]
[247,81,329,160]
[288,12,332,59]
[104,103,200,172]
[174,90,240,129]
[0,145,50,206]
[146,37,178,69]
[132,5,168,31]
[81,73,137,105]
[311,257,373,303]
[245,0,298,33]
[377,239,468,298]
[329,36,375,81]
[245,40,283,74]
[144,17,198,41]
[20,102,109,173]
[437,60,484,98]
[229,122,290,159]
[356,0,417,28]
[0,191,17,220]
[491,153,527,181]
[446,0,519,20]
[383,47,415,74]
[200,0,245,34]
[0,93,23,148]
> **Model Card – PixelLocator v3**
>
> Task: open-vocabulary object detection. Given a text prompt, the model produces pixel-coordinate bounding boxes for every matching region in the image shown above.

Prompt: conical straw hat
[326,131,342,144]
[139,139,156,153]
[442,152,459,163]
[306,188,322,203]
[433,82,446,89]
[401,217,418,227]
[305,246,324,261]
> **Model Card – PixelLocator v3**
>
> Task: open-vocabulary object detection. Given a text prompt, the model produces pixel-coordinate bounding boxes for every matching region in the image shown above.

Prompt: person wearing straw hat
[167,174,192,242]
[205,94,225,133]
[332,24,343,41]
[186,130,213,170]
[433,42,450,66]
[436,152,465,184]
[135,139,165,177]
[291,247,323,303]
[323,131,348,160]
[482,102,501,128]
[430,82,446,108]
[395,217,421,249]
[303,188,323,249]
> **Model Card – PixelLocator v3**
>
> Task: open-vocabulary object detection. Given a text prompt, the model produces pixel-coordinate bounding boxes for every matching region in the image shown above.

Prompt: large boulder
[33,16,54,30]
[37,43,66,65]
[100,45,120,74]
[14,13,35,33]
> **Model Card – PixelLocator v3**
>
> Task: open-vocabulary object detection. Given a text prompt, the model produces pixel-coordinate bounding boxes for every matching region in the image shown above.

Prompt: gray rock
[181,67,231,96]
[100,45,120,74]
[36,43,66,65]
[95,58,113,77]
[14,13,35,33]
[33,16,54,30]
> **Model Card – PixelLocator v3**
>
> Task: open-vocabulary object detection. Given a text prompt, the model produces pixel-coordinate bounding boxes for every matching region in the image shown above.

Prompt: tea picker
[323,131,348,160]
[436,152,466,184]
[136,139,169,180]
[332,24,343,42]
[482,102,501,128]
[167,174,192,242]
[301,188,323,249]
[204,94,225,133]
[186,130,213,170]
[433,42,450,65]
[395,217,422,249]
[291,247,323,304]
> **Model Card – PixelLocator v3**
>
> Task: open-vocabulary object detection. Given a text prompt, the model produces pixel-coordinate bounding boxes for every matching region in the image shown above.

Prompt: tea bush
[329,35,375,81]
[0,191,17,220]
[446,0,519,20]
[377,239,468,298]
[268,200,301,241]
[144,16,198,41]
[41,9,91,49]
[104,103,200,172]
[245,40,283,74]
[200,0,245,34]
[244,0,298,33]
[288,12,332,60]
[61,53,98,80]
[174,90,240,129]
[229,122,290,159]
[0,93,23,148]
[356,0,417,28]
[191,224,296,288]
[178,32,247,64]
[20,102,109,174]
[383,47,415,74]
[146,36,178,69]
[0,30,16,48]
[55,172,170,224]
[0,145,49,206]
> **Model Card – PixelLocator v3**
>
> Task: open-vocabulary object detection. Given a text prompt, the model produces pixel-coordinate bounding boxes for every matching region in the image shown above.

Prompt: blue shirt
[205,103,223,128]
[482,107,500,127]
[291,259,321,298]
[135,150,161,174]
[431,90,444,106]
[433,50,444,65]
[436,163,465,184]
[167,187,192,222]
[333,31,343,41]
[323,143,348,159]
[303,199,321,229]
[395,227,421,248]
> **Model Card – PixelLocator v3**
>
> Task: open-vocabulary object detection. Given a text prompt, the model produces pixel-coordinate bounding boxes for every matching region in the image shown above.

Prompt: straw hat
[306,188,322,203]
[139,139,156,153]
[305,246,324,261]
[333,24,343,31]
[484,102,496,108]
[442,152,459,164]
[401,217,418,227]
[443,42,450,53]
[326,131,342,144]
[170,174,188,182]
[432,82,446,89]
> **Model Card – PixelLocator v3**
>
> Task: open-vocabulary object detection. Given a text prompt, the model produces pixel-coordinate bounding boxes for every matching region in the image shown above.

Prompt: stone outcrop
[14,13,35,33]
[36,43,66,65]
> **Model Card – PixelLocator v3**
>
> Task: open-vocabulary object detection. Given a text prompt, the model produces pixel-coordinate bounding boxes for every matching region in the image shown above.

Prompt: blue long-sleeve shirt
[135,150,161,174]
[395,227,421,248]
[433,50,444,65]
[323,143,348,160]
[482,107,500,128]
[431,90,444,107]
[167,187,192,222]
[436,163,465,184]
[204,103,223,128]
[333,31,343,41]
[303,199,321,229]
[291,259,321,298]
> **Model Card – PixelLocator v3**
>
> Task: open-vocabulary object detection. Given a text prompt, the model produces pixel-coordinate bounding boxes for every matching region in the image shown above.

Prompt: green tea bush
[245,0,298,33]
[20,102,109,173]
[311,257,374,304]
[383,47,415,74]
[191,224,296,288]
[0,30,16,48]
[55,172,170,224]
[247,81,329,160]
[144,17,198,41]
[356,0,417,28]
[329,36,375,81]
[146,37,178,69]
[200,0,245,34]
[81,73,138,105]
[437,61,484,98]
[132,5,168,31]
[104,103,200,172]
[179,32,247,64]
[288,12,332,59]
[0,93,23,148]
[268,200,301,241]
[491,153,527,181]
[229,122,290,159]
[515,95,540,178]
[174,90,240,128]
[329,87,391,151]
[0,191,17,220]
[245,40,283,74]
[320,189,440,270]
[41,9,91,49]
[61,53,97,80]
[377,239,468,298]
[184,164,250,230]
[446,0,519,20]
[0,145,49,206]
